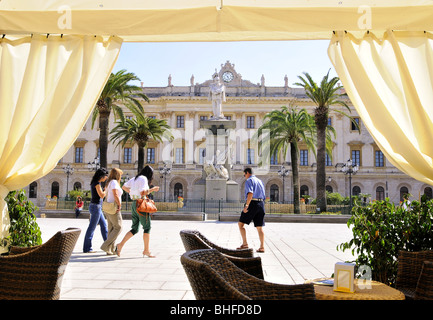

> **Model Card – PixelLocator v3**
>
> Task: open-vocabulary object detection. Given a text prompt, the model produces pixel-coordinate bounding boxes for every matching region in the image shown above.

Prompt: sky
[112,40,338,88]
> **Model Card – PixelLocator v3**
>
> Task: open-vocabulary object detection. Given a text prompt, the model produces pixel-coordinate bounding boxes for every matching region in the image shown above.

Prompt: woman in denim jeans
[83,168,109,253]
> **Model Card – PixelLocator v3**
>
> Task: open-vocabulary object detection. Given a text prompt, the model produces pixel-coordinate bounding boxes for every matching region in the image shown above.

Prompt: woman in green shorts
[115,166,160,258]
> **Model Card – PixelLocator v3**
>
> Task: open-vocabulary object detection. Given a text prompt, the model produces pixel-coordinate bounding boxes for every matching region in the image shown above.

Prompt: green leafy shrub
[338,195,433,286]
[2,190,42,251]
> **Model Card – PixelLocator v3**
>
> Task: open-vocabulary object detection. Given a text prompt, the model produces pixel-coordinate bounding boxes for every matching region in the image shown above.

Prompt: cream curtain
[0,35,122,252]
[328,31,433,185]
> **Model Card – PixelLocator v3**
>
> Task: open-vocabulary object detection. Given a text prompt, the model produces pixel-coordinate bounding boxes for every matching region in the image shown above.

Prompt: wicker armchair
[181,249,315,300]
[180,229,264,279]
[396,250,433,300]
[0,228,81,300]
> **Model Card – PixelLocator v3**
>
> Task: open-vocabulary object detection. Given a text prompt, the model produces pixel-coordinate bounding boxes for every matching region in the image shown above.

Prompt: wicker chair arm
[224,255,264,279]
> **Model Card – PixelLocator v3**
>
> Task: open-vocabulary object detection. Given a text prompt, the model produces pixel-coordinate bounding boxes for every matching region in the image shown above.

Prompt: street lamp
[159,163,171,202]
[341,159,359,209]
[278,166,290,203]
[63,163,74,199]
[87,156,100,171]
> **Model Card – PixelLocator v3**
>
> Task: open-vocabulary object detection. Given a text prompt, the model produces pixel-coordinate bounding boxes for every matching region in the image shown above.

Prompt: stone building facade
[25,61,432,207]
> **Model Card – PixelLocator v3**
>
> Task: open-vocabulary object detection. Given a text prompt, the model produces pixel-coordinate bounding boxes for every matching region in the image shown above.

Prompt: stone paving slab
[36,217,355,300]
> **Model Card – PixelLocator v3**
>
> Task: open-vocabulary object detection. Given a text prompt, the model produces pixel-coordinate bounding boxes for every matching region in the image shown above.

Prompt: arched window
[29,181,37,198]
[270,184,279,202]
[424,187,433,200]
[300,185,309,196]
[400,186,409,202]
[51,181,59,198]
[352,186,361,197]
[376,186,385,201]
[174,183,183,199]
[326,185,333,193]
[73,182,82,190]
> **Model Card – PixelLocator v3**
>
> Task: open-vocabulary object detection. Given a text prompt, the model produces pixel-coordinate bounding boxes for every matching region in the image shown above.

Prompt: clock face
[222,71,234,83]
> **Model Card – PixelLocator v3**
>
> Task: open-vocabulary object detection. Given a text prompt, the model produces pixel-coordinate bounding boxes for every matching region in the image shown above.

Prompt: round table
[306,278,405,300]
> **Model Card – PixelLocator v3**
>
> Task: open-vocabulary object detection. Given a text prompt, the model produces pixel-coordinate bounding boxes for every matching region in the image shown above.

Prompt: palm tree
[110,113,173,173]
[256,106,316,214]
[92,69,149,169]
[294,70,359,212]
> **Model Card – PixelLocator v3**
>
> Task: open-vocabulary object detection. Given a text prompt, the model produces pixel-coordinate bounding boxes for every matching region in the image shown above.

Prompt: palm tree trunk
[98,109,110,169]
[137,146,145,173]
[290,143,300,214]
[315,107,328,213]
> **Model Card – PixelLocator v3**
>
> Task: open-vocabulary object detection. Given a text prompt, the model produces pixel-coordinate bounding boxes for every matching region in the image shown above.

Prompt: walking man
[238,167,266,253]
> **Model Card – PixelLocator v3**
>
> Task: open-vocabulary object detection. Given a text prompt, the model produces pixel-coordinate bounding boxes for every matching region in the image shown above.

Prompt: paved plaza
[36,217,355,300]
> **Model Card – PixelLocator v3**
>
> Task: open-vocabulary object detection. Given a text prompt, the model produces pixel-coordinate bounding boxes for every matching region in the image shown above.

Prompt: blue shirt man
[238,168,266,253]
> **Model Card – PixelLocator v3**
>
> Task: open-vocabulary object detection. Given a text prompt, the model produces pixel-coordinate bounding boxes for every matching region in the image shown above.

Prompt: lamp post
[122,173,129,210]
[87,156,100,171]
[278,166,290,203]
[63,163,74,199]
[341,159,359,210]
[159,163,171,202]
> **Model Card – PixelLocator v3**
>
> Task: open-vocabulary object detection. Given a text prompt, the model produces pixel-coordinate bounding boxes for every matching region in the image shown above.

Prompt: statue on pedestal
[208,72,226,119]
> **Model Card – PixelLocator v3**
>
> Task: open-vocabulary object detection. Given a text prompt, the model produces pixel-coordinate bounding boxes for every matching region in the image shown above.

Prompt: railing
[48,198,353,215]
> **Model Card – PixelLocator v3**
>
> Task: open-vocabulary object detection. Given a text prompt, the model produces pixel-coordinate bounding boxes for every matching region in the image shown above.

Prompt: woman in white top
[100,168,123,255]
[116,165,159,257]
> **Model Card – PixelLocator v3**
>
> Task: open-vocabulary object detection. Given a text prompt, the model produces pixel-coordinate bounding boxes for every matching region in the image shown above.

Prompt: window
[247,148,255,164]
[325,153,332,166]
[424,187,433,200]
[300,185,309,196]
[247,116,255,129]
[123,147,132,163]
[328,117,332,126]
[326,185,333,193]
[147,148,155,164]
[351,117,360,131]
[175,148,184,164]
[270,184,279,202]
[126,115,133,120]
[148,115,156,119]
[270,152,278,165]
[74,147,83,163]
[51,182,59,198]
[351,150,361,166]
[376,186,385,201]
[225,116,231,120]
[353,186,361,196]
[177,115,184,128]
[29,182,37,198]
[73,182,82,190]
[174,183,183,198]
[199,148,206,165]
[300,150,308,166]
[200,116,208,121]
[400,186,409,202]
[375,150,384,167]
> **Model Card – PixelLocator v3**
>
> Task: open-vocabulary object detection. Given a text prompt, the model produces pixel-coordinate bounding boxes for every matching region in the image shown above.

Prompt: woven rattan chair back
[180,229,253,257]
[396,250,433,300]
[0,228,81,300]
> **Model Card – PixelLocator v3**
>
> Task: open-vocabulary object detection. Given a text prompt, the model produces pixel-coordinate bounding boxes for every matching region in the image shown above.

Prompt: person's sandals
[142,251,156,258]
[237,244,249,250]
[256,248,265,253]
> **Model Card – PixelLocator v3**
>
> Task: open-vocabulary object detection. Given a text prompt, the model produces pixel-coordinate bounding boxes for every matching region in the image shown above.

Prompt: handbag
[102,201,118,215]
[136,197,157,215]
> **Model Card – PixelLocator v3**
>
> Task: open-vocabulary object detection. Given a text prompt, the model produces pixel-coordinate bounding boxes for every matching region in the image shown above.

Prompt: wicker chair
[181,249,316,300]
[0,228,81,300]
[396,250,433,300]
[180,229,264,279]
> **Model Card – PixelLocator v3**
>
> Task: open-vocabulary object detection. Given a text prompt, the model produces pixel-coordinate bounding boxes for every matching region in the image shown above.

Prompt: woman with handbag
[83,168,109,253]
[101,168,123,255]
[115,165,159,258]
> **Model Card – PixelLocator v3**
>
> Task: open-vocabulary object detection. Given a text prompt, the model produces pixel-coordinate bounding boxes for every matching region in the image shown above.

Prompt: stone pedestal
[200,119,239,202]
